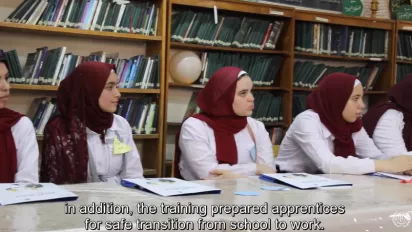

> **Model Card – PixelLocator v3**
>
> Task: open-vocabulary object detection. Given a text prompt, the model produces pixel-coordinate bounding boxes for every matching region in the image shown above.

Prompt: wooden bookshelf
[0,22,162,42]
[294,52,389,62]
[293,87,388,95]
[395,20,412,85]
[164,0,296,175]
[170,42,290,55]
[1,0,167,177]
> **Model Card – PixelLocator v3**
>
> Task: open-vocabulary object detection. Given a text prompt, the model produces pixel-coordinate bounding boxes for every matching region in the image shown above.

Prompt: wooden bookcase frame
[0,0,167,177]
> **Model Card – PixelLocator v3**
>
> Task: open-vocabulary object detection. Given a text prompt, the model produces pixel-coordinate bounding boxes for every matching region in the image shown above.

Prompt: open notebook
[260,173,352,189]
[121,178,221,197]
[0,183,78,206]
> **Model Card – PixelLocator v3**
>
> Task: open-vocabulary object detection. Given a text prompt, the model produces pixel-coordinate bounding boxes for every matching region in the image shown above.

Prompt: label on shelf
[315,17,329,22]
[369,58,382,61]
[269,9,284,16]
[402,26,412,31]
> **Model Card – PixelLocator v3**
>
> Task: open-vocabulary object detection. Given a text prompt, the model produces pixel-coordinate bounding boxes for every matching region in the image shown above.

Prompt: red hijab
[0,57,24,183]
[306,72,363,158]
[40,61,115,184]
[174,67,248,179]
[363,74,412,150]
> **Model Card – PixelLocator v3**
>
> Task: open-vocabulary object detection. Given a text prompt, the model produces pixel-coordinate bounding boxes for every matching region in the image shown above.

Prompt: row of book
[171,10,284,50]
[2,47,160,89]
[195,52,283,86]
[251,92,283,123]
[182,91,283,124]
[295,22,389,58]
[5,0,159,35]
[396,64,412,84]
[115,97,159,134]
[397,32,412,61]
[293,61,384,90]
[268,127,283,146]
[27,96,159,135]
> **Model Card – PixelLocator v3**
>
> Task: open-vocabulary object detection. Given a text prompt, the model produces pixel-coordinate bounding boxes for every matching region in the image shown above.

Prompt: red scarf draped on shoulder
[0,108,23,183]
[306,72,363,158]
[363,74,412,150]
[40,61,115,184]
[174,67,248,179]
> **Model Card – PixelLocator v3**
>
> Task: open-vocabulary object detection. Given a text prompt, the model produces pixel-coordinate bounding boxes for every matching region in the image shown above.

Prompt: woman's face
[342,83,365,123]
[0,62,10,109]
[232,76,254,117]
[98,71,121,113]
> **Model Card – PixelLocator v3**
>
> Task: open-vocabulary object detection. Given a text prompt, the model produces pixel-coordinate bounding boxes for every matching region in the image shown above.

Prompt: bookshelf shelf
[36,134,159,141]
[295,10,394,30]
[10,84,161,94]
[293,88,387,95]
[0,22,162,42]
[171,42,290,55]
[396,60,412,65]
[168,82,287,91]
[294,52,388,62]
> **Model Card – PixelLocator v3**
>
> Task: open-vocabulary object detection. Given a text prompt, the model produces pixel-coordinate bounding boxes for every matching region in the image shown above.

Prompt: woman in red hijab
[0,56,39,183]
[40,61,143,184]
[276,72,412,175]
[174,66,277,180]
[363,74,412,161]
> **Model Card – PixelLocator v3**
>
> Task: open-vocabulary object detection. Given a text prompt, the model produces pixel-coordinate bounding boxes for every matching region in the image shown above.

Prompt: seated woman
[363,74,412,157]
[276,72,412,175]
[175,66,277,180]
[40,61,143,184]
[0,56,39,183]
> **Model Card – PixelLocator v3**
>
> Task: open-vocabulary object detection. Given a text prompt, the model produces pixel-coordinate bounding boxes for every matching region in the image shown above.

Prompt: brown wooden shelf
[0,22,162,42]
[396,59,412,65]
[170,42,290,55]
[294,52,388,62]
[10,84,160,94]
[37,134,159,141]
[293,87,387,95]
[295,10,394,30]
[168,82,287,91]
[171,0,295,18]
[397,20,412,32]
[143,168,157,176]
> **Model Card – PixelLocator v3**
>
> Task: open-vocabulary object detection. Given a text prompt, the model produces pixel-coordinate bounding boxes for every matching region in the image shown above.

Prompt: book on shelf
[179,91,283,125]
[0,49,22,80]
[395,63,412,84]
[397,31,412,61]
[115,97,159,135]
[27,96,159,135]
[194,52,283,87]
[268,126,283,145]
[292,93,307,120]
[4,0,159,36]
[294,21,389,59]
[2,47,160,89]
[293,61,384,90]
[0,183,77,206]
[251,92,283,123]
[171,9,284,50]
